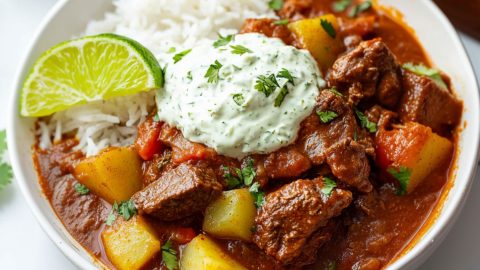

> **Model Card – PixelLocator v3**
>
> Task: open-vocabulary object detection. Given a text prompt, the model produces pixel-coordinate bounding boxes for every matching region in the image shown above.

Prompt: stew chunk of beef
[253,178,352,265]
[241,18,295,45]
[132,163,222,220]
[399,70,462,135]
[327,38,402,108]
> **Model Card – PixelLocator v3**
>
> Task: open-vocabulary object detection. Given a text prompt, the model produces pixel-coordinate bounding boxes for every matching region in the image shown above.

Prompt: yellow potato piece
[180,235,247,270]
[288,14,343,70]
[203,188,256,242]
[102,216,161,270]
[73,147,143,204]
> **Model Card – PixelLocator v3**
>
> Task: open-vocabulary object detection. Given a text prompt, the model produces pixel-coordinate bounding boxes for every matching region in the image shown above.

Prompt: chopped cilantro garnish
[355,109,377,133]
[161,240,178,270]
[213,33,234,48]
[167,47,176,53]
[277,68,295,85]
[222,165,242,189]
[74,183,90,195]
[232,93,245,106]
[173,49,192,64]
[273,19,289,25]
[186,71,193,81]
[153,114,160,122]
[230,45,253,55]
[320,19,337,38]
[0,130,12,192]
[249,182,265,208]
[402,63,448,90]
[274,86,289,107]
[221,157,256,188]
[255,74,280,97]
[204,60,223,84]
[317,110,338,124]
[241,157,256,186]
[106,202,118,226]
[387,166,411,195]
[117,200,137,221]
[328,87,343,97]
[268,0,284,11]
[332,0,352,12]
[349,0,372,18]
[321,177,337,196]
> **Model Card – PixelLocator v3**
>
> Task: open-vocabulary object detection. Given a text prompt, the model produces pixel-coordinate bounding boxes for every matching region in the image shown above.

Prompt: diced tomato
[374,131,393,169]
[169,227,197,245]
[135,117,164,160]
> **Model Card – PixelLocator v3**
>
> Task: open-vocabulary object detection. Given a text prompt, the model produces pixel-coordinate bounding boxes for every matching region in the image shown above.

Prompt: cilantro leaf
[321,177,337,196]
[222,165,242,189]
[268,0,284,11]
[273,19,289,25]
[232,93,245,106]
[332,0,352,12]
[167,47,176,54]
[117,200,137,221]
[277,68,295,85]
[161,240,178,270]
[328,87,344,97]
[213,34,234,48]
[402,63,448,90]
[173,49,192,64]
[349,0,372,18]
[255,74,280,97]
[0,130,6,153]
[230,45,252,55]
[106,202,118,226]
[317,110,338,124]
[204,60,223,84]
[387,166,411,195]
[241,157,256,186]
[249,182,265,208]
[274,86,289,107]
[320,19,337,38]
[355,109,377,133]
[74,183,90,195]
[0,130,12,192]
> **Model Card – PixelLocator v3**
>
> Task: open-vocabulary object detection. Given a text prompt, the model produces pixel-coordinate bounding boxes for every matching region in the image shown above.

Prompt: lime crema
[156,33,324,159]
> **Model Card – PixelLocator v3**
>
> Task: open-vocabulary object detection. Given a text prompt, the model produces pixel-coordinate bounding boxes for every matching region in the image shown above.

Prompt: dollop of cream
[156,33,324,158]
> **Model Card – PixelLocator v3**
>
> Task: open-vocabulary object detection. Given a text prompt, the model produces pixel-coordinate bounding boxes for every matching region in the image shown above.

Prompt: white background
[0,0,479,269]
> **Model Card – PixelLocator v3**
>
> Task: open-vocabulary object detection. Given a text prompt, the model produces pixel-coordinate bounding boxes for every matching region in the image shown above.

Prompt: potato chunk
[288,14,343,70]
[180,235,246,270]
[102,216,161,270]
[73,147,142,204]
[375,122,453,194]
[203,188,256,241]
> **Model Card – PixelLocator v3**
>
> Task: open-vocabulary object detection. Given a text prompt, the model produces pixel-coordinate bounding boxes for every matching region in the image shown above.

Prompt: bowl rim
[6,0,480,269]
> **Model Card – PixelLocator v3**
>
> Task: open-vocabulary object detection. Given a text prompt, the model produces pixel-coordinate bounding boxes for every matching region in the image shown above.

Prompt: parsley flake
[387,166,411,195]
[249,182,265,208]
[355,109,377,133]
[204,60,223,84]
[321,177,337,196]
[277,68,295,85]
[268,0,284,11]
[349,0,372,18]
[213,34,234,48]
[320,19,337,38]
[332,0,352,12]
[173,49,192,64]
[403,63,448,90]
[274,86,289,107]
[74,183,89,195]
[273,19,289,25]
[161,240,178,270]
[317,110,338,124]
[232,93,245,106]
[230,45,253,55]
[255,74,280,97]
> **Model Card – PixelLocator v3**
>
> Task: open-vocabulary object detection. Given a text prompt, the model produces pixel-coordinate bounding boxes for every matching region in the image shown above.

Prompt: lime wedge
[20,33,163,117]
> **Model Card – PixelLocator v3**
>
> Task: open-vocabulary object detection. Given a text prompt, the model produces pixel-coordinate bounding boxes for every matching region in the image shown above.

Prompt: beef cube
[132,163,223,221]
[327,38,402,108]
[399,70,463,134]
[241,18,295,45]
[262,146,311,179]
[253,178,352,264]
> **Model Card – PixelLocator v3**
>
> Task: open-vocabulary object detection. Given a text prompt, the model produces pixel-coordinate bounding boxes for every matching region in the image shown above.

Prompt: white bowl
[7,0,480,269]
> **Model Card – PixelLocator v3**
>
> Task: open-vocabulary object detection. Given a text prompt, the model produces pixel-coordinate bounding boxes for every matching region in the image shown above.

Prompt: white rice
[38,0,276,156]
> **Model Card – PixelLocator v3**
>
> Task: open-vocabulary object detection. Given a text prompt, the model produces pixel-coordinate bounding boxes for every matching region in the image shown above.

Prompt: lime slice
[20,33,163,117]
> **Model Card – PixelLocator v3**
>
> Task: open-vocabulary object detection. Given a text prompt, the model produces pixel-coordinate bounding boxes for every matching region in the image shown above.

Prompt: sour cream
[156,33,324,159]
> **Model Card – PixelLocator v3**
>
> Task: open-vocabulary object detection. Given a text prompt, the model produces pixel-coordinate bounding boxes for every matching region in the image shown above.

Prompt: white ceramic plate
[7,0,480,269]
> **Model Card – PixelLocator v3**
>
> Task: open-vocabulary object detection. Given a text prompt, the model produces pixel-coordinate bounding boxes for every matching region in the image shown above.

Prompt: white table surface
[0,0,479,269]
